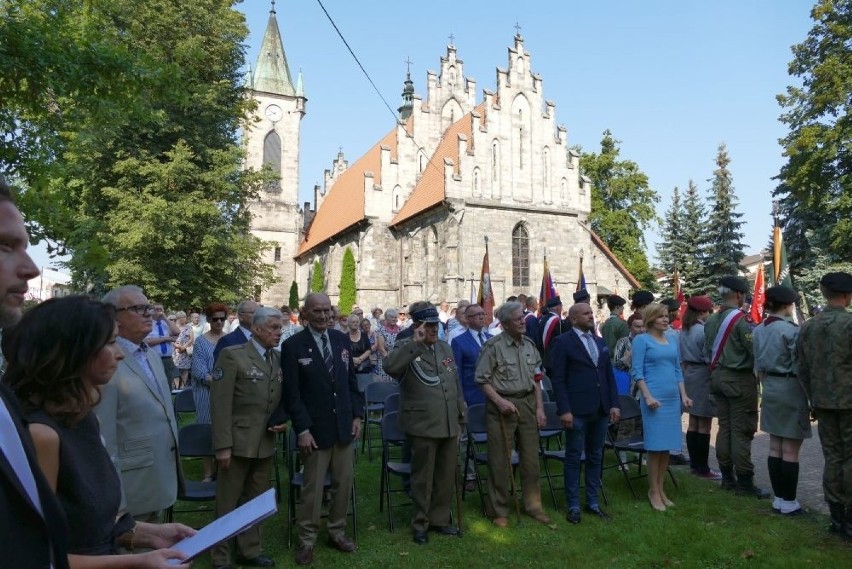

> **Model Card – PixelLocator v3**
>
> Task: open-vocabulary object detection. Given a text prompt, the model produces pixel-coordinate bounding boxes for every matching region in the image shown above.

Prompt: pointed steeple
[296,68,304,97]
[253,2,295,96]
[398,57,415,120]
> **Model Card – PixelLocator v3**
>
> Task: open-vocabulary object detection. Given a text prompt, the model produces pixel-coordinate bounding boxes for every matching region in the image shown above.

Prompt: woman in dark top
[346,314,373,373]
[2,296,195,568]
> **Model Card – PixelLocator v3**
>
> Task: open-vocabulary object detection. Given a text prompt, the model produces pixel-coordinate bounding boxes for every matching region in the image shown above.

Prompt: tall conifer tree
[702,144,746,290]
[338,247,357,313]
[680,180,709,295]
[655,187,689,296]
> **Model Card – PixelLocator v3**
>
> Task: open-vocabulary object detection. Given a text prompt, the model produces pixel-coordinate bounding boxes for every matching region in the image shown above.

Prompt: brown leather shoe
[531,512,552,524]
[492,517,509,528]
[328,535,357,553]
[295,546,313,566]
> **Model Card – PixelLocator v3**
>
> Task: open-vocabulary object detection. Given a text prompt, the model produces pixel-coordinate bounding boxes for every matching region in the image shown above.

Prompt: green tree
[680,180,710,295]
[580,130,660,288]
[288,281,300,309]
[2,0,276,306]
[338,247,356,313]
[310,260,325,293]
[701,144,746,290]
[774,0,852,275]
[655,187,690,296]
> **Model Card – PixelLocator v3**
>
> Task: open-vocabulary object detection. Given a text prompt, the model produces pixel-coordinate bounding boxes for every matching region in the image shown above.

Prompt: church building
[243,7,639,310]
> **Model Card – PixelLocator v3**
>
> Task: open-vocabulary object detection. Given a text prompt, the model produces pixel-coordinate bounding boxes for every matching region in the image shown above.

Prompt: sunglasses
[209,317,227,322]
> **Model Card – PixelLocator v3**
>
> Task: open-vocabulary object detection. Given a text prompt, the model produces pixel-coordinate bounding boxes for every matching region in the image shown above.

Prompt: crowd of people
[1,176,851,569]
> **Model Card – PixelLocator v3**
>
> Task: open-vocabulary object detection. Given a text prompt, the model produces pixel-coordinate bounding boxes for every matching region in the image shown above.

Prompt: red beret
[687,295,713,312]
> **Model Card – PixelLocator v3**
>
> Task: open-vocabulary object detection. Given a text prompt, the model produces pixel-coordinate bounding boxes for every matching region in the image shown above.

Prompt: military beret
[631,290,654,307]
[720,275,750,293]
[820,271,852,293]
[686,295,713,312]
[607,294,626,308]
[660,298,681,311]
[573,290,591,303]
[765,286,798,305]
[411,306,440,323]
[545,296,563,308]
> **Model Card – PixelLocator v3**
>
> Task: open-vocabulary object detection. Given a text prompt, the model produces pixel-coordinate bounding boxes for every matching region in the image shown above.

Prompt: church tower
[244,2,306,304]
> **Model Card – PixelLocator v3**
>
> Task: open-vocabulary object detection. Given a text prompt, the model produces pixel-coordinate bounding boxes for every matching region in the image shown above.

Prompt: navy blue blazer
[549,330,620,418]
[280,328,365,449]
[0,384,70,569]
[450,330,488,406]
[213,327,250,364]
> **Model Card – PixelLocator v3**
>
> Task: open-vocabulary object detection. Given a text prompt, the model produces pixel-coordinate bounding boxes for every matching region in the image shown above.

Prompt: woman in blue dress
[631,303,693,511]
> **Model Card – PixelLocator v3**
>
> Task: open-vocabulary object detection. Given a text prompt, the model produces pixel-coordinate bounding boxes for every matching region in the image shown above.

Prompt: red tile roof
[296,128,398,257]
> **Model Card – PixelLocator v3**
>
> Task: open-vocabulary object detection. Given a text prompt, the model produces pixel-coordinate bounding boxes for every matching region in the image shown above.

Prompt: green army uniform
[600,315,629,354]
[704,305,760,492]
[475,333,546,520]
[210,342,283,566]
[797,303,852,533]
[383,337,466,534]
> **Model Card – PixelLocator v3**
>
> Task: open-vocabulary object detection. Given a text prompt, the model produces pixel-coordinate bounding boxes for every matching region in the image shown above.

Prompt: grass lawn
[172,431,850,569]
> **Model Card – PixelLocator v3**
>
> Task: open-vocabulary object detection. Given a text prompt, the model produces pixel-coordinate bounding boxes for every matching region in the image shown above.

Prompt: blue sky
[28,0,816,270]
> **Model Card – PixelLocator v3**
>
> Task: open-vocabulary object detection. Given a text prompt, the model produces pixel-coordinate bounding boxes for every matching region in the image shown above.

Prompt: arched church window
[263,131,282,192]
[392,185,402,212]
[492,140,500,182]
[512,223,529,287]
[472,167,481,197]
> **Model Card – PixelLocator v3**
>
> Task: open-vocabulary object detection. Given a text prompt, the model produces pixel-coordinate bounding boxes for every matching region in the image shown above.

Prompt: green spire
[253,3,295,96]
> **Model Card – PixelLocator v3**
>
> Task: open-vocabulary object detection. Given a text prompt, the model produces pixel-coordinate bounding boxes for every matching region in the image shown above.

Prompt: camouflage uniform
[704,305,761,492]
[797,303,852,533]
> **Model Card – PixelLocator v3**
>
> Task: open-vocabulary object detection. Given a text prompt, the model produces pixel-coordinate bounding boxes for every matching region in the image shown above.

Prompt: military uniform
[704,276,763,494]
[383,335,466,536]
[600,315,629,354]
[475,333,546,520]
[797,272,852,534]
[210,340,283,567]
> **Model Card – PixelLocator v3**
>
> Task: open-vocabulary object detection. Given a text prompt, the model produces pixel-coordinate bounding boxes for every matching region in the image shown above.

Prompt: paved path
[681,415,826,514]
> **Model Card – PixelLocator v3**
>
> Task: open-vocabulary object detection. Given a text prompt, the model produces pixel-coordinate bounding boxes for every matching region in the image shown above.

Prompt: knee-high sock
[781,460,799,501]
[685,431,699,470]
[767,456,783,497]
[697,433,711,472]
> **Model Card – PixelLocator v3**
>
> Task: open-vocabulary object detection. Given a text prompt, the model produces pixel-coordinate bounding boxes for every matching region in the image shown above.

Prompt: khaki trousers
[485,393,543,518]
[410,435,457,532]
[297,442,354,547]
[211,455,272,566]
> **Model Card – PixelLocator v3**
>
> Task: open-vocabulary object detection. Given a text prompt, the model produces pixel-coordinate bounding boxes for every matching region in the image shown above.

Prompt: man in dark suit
[451,303,489,407]
[385,305,466,545]
[550,302,620,524]
[0,180,70,568]
[281,293,365,566]
[213,299,258,363]
[211,306,286,569]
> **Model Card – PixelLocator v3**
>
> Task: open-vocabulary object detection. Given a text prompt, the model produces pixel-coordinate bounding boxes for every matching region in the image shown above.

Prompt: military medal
[442,357,454,370]
[212,367,224,381]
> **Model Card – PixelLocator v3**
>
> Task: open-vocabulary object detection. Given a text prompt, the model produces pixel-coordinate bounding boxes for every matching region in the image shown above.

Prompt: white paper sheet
[168,488,277,564]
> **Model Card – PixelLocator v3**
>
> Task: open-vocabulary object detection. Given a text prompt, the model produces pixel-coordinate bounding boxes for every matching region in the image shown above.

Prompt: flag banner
[772,224,793,288]
[673,268,685,330]
[478,243,495,325]
[539,256,557,314]
[751,263,765,324]
[576,257,586,292]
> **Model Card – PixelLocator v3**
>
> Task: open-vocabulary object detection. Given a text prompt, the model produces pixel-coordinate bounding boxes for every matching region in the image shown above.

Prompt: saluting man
[704,276,768,498]
[210,306,286,569]
[384,305,466,545]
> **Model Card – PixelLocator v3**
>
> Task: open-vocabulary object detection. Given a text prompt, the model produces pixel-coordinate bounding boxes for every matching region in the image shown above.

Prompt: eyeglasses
[167,317,176,321]
[209,317,227,322]
[118,304,154,315]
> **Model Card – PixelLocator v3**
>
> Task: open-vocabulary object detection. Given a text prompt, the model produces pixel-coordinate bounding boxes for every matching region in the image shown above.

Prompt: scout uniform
[703,275,767,497]
[475,330,547,522]
[210,340,283,567]
[600,294,629,353]
[797,271,852,536]
[383,307,466,543]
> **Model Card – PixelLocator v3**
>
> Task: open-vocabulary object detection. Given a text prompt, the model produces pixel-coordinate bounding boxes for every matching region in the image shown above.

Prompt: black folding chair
[173,388,195,424]
[383,392,401,415]
[539,402,608,508]
[606,394,678,498]
[166,423,216,523]
[378,410,412,531]
[356,373,376,394]
[361,382,400,460]
[285,429,357,548]
[463,403,518,516]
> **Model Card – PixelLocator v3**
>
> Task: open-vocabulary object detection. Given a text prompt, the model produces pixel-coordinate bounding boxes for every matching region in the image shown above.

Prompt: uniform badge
[298,357,313,366]
[248,366,265,382]
[276,369,284,382]
[442,357,454,370]
[212,367,224,381]
[341,349,349,370]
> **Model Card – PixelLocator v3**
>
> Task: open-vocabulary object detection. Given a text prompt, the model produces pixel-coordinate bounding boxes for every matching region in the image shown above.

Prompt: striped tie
[321,334,334,375]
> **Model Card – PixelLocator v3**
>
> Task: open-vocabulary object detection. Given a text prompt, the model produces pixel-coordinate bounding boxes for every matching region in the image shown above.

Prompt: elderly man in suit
[280,293,365,566]
[550,302,621,524]
[210,306,286,569]
[213,299,259,362]
[385,305,466,545]
[0,179,70,568]
[98,285,182,522]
